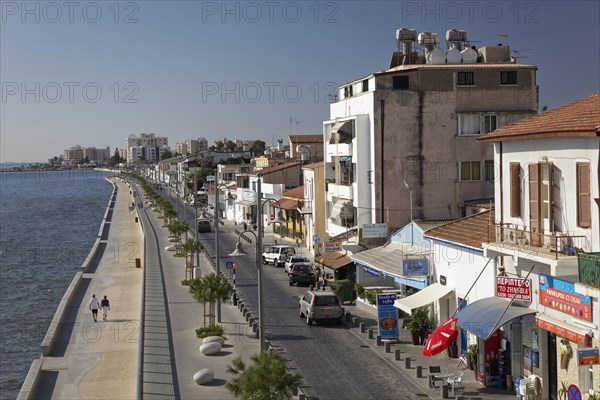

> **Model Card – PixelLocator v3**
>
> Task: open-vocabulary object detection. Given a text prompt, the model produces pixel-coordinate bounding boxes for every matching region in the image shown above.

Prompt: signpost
[324,241,343,252]
[362,223,388,238]
[377,294,399,340]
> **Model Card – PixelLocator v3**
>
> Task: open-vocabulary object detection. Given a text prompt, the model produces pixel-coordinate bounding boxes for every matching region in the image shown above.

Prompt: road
[161,187,427,400]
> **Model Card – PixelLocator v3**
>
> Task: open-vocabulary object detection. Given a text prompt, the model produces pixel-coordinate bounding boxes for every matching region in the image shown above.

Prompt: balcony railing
[578,253,600,288]
[488,222,587,260]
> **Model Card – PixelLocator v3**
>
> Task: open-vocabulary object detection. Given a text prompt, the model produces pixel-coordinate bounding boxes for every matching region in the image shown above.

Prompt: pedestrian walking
[89,294,99,322]
[101,295,110,321]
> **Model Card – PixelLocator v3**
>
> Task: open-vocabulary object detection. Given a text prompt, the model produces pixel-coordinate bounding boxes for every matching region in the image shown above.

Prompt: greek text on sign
[242,190,255,202]
[496,276,532,301]
[323,241,342,252]
[362,223,388,238]
[539,274,592,322]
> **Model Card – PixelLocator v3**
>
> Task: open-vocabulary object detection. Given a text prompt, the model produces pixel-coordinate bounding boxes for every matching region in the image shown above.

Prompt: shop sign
[577,348,600,366]
[362,223,388,238]
[536,317,586,344]
[402,259,429,276]
[323,241,342,252]
[364,265,380,277]
[538,275,592,321]
[496,276,531,301]
[377,294,399,340]
[242,190,255,202]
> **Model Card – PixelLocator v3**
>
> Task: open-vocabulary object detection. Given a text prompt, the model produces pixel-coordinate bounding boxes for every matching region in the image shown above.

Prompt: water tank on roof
[417,32,438,46]
[446,29,467,43]
[446,47,462,64]
[461,47,478,64]
[428,48,446,64]
[396,28,417,42]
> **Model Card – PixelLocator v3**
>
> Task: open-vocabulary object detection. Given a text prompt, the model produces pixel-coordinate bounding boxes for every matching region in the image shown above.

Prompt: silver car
[284,255,309,274]
[298,291,343,325]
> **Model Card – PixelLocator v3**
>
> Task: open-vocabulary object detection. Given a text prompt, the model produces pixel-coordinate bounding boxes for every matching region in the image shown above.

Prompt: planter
[411,331,421,345]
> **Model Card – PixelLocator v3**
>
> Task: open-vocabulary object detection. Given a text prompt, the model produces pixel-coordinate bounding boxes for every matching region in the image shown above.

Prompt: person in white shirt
[89,294,99,322]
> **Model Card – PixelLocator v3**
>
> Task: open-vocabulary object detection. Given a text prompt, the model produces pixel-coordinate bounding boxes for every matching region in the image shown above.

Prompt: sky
[1,0,599,163]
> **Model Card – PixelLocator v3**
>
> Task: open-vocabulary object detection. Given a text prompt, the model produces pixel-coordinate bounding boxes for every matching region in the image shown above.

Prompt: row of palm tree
[125,173,302,398]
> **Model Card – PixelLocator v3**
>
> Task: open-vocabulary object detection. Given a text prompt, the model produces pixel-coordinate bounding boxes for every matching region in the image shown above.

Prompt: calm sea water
[0,170,112,399]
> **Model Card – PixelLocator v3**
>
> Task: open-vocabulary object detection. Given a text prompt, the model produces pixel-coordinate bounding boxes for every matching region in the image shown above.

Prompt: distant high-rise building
[63,145,84,163]
[125,133,170,164]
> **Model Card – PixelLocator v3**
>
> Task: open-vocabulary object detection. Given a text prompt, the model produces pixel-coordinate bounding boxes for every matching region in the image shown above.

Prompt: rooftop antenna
[497,33,509,46]
[511,48,534,60]
[289,117,304,134]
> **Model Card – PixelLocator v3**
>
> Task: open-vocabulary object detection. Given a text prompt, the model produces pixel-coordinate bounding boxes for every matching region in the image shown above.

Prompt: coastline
[16,176,118,399]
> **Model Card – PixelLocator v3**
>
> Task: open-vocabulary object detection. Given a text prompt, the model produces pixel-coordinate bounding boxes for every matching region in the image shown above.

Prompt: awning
[318,251,353,270]
[274,198,299,211]
[456,297,536,340]
[394,283,454,314]
[331,121,352,135]
[237,200,255,206]
[536,315,588,344]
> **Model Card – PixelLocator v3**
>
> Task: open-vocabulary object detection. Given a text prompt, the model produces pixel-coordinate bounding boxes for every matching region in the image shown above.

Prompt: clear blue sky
[1,0,599,162]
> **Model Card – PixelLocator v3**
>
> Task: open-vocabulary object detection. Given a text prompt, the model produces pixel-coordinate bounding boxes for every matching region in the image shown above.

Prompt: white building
[323,28,538,240]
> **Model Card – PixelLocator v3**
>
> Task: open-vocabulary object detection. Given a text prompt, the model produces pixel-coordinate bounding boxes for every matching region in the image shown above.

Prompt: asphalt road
[161,188,427,400]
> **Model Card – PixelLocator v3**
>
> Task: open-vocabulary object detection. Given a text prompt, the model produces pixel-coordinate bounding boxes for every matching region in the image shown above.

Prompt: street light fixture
[403,180,413,222]
[226,175,284,352]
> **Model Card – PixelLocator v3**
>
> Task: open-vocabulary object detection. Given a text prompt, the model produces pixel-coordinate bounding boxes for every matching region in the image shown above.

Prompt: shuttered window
[510,163,521,217]
[577,162,591,228]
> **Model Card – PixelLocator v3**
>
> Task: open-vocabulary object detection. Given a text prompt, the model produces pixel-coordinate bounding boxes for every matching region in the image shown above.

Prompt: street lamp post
[214,177,230,324]
[403,180,413,222]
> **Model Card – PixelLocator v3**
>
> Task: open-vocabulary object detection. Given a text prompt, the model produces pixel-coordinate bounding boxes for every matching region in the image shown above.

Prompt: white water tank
[446,47,462,64]
[396,28,417,42]
[461,47,478,64]
[417,32,438,46]
[428,48,446,64]
[446,29,467,43]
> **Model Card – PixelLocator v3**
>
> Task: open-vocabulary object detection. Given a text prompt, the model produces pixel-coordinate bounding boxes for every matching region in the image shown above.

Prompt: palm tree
[226,351,302,400]
[182,239,204,280]
[189,273,232,327]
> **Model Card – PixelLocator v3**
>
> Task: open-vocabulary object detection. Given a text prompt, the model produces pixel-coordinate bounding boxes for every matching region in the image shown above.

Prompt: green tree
[182,239,204,267]
[189,273,232,326]
[251,140,266,156]
[161,150,173,160]
[226,140,236,151]
[226,351,303,400]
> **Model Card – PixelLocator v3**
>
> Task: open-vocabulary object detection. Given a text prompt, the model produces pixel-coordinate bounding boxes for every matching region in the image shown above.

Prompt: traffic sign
[226,261,234,270]
[269,214,275,221]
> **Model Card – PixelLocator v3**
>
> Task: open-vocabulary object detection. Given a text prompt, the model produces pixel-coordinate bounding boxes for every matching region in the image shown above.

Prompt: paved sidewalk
[341,299,517,400]
[139,188,260,399]
[34,177,144,399]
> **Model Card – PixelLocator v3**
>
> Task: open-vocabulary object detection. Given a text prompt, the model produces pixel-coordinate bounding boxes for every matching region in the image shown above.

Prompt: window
[457,72,474,86]
[460,161,481,181]
[485,160,495,181]
[362,79,369,92]
[577,162,591,228]
[484,115,497,133]
[501,71,517,85]
[510,163,521,217]
[344,85,353,98]
[393,75,409,90]
[458,114,481,135]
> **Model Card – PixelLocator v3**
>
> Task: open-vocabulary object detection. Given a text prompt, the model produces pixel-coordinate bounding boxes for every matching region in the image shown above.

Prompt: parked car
[298,291,343,325]
[262,245,295,267]
[197,218,211,233]
[284,255,309,274]
[288,263,317,286]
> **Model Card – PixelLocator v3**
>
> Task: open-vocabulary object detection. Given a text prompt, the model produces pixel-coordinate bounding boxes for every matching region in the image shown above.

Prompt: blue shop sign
[364,265,381,277]
[377,294,399,339]
[402,259,429,276]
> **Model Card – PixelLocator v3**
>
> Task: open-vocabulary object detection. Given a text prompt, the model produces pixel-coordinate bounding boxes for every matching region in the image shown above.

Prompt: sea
[0,169,113,399]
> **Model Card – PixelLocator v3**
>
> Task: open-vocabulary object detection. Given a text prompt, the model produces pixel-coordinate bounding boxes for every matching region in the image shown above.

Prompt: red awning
[274,198,299,211]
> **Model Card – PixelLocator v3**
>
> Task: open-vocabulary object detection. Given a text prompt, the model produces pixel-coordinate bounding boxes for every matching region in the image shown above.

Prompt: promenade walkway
[31,177,144,399]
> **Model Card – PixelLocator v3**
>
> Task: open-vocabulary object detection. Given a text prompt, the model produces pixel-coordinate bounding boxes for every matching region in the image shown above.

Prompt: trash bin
[327,279,355,304]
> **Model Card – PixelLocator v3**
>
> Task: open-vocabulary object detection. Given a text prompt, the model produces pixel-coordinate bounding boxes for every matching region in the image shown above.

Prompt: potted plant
[467,344,478,370]
[406,307,430,345]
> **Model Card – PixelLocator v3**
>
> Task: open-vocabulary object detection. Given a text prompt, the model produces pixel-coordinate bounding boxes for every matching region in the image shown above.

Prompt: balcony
[326,182,353,200]
[326,142,352,157]
[578,253,600,288]
[487,222,587,260]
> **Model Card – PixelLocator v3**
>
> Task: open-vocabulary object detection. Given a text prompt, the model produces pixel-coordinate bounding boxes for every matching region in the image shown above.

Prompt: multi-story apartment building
[63,145,84,163]
[126,133,170,164]
[175,142,188,156]
[289,135,323,163]
[185,137,209,155]
[323,28,539,238]
[83,146,110,164]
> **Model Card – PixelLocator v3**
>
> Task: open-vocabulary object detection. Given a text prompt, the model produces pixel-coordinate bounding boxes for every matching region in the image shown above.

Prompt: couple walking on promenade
[88,294,110,322]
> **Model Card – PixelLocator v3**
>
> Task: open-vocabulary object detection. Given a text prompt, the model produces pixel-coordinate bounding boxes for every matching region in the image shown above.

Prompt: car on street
[288,262,317,286]
[298,291,343,325]
[262,245,295,267]
[197,218,211,233]
[284,255,309,274]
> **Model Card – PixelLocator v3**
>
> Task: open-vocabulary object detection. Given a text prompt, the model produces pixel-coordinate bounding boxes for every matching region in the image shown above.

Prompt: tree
[226,140,236,151]
[161,150,173,160]
[226,351,303,400]
[107,149,124,166]
[251,140,266,156]
[189,273,232,326]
